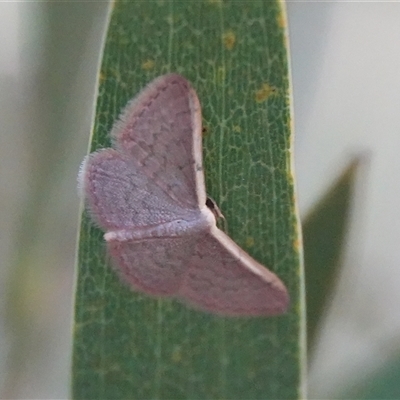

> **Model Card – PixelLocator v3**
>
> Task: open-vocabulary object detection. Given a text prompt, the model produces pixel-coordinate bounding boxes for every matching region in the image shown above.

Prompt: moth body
[105,206,215,242]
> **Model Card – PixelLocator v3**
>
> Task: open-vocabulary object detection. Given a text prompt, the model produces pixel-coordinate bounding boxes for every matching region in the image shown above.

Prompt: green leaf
[303,159,360,351]
[72,1,304,399]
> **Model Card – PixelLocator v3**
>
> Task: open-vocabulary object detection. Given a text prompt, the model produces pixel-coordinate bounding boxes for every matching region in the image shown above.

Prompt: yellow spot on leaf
[99,72,106,82]
[142,59,155,70]
[171,346,182,363]
[293,237,302,251]
[246,236,255,248]
[222,30,236,50]
[255,83,278,103]
[233,125,241,133]
[278,13,286,29]
[217,66,226,83]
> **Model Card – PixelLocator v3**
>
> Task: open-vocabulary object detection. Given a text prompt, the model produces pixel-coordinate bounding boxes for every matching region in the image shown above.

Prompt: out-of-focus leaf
[72,1,304,399]
[344,353,400,399]
[303,159,360,350]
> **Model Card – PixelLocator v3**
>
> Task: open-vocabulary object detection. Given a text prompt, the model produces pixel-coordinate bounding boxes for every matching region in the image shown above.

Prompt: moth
[78,74,289,316]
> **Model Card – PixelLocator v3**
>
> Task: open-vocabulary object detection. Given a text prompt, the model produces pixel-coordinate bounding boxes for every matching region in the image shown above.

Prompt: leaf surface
[72,1,304,398]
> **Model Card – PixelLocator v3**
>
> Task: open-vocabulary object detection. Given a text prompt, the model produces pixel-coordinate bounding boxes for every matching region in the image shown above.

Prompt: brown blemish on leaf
[142,59,155,70]
[245,236,255,248]
[278,13,286,29]
[222,30,236,50]
[255,83,278,103]
[293,237,302,251]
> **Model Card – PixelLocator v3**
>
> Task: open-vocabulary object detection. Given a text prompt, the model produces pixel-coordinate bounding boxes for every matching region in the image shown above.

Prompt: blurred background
[1,1,400,398]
